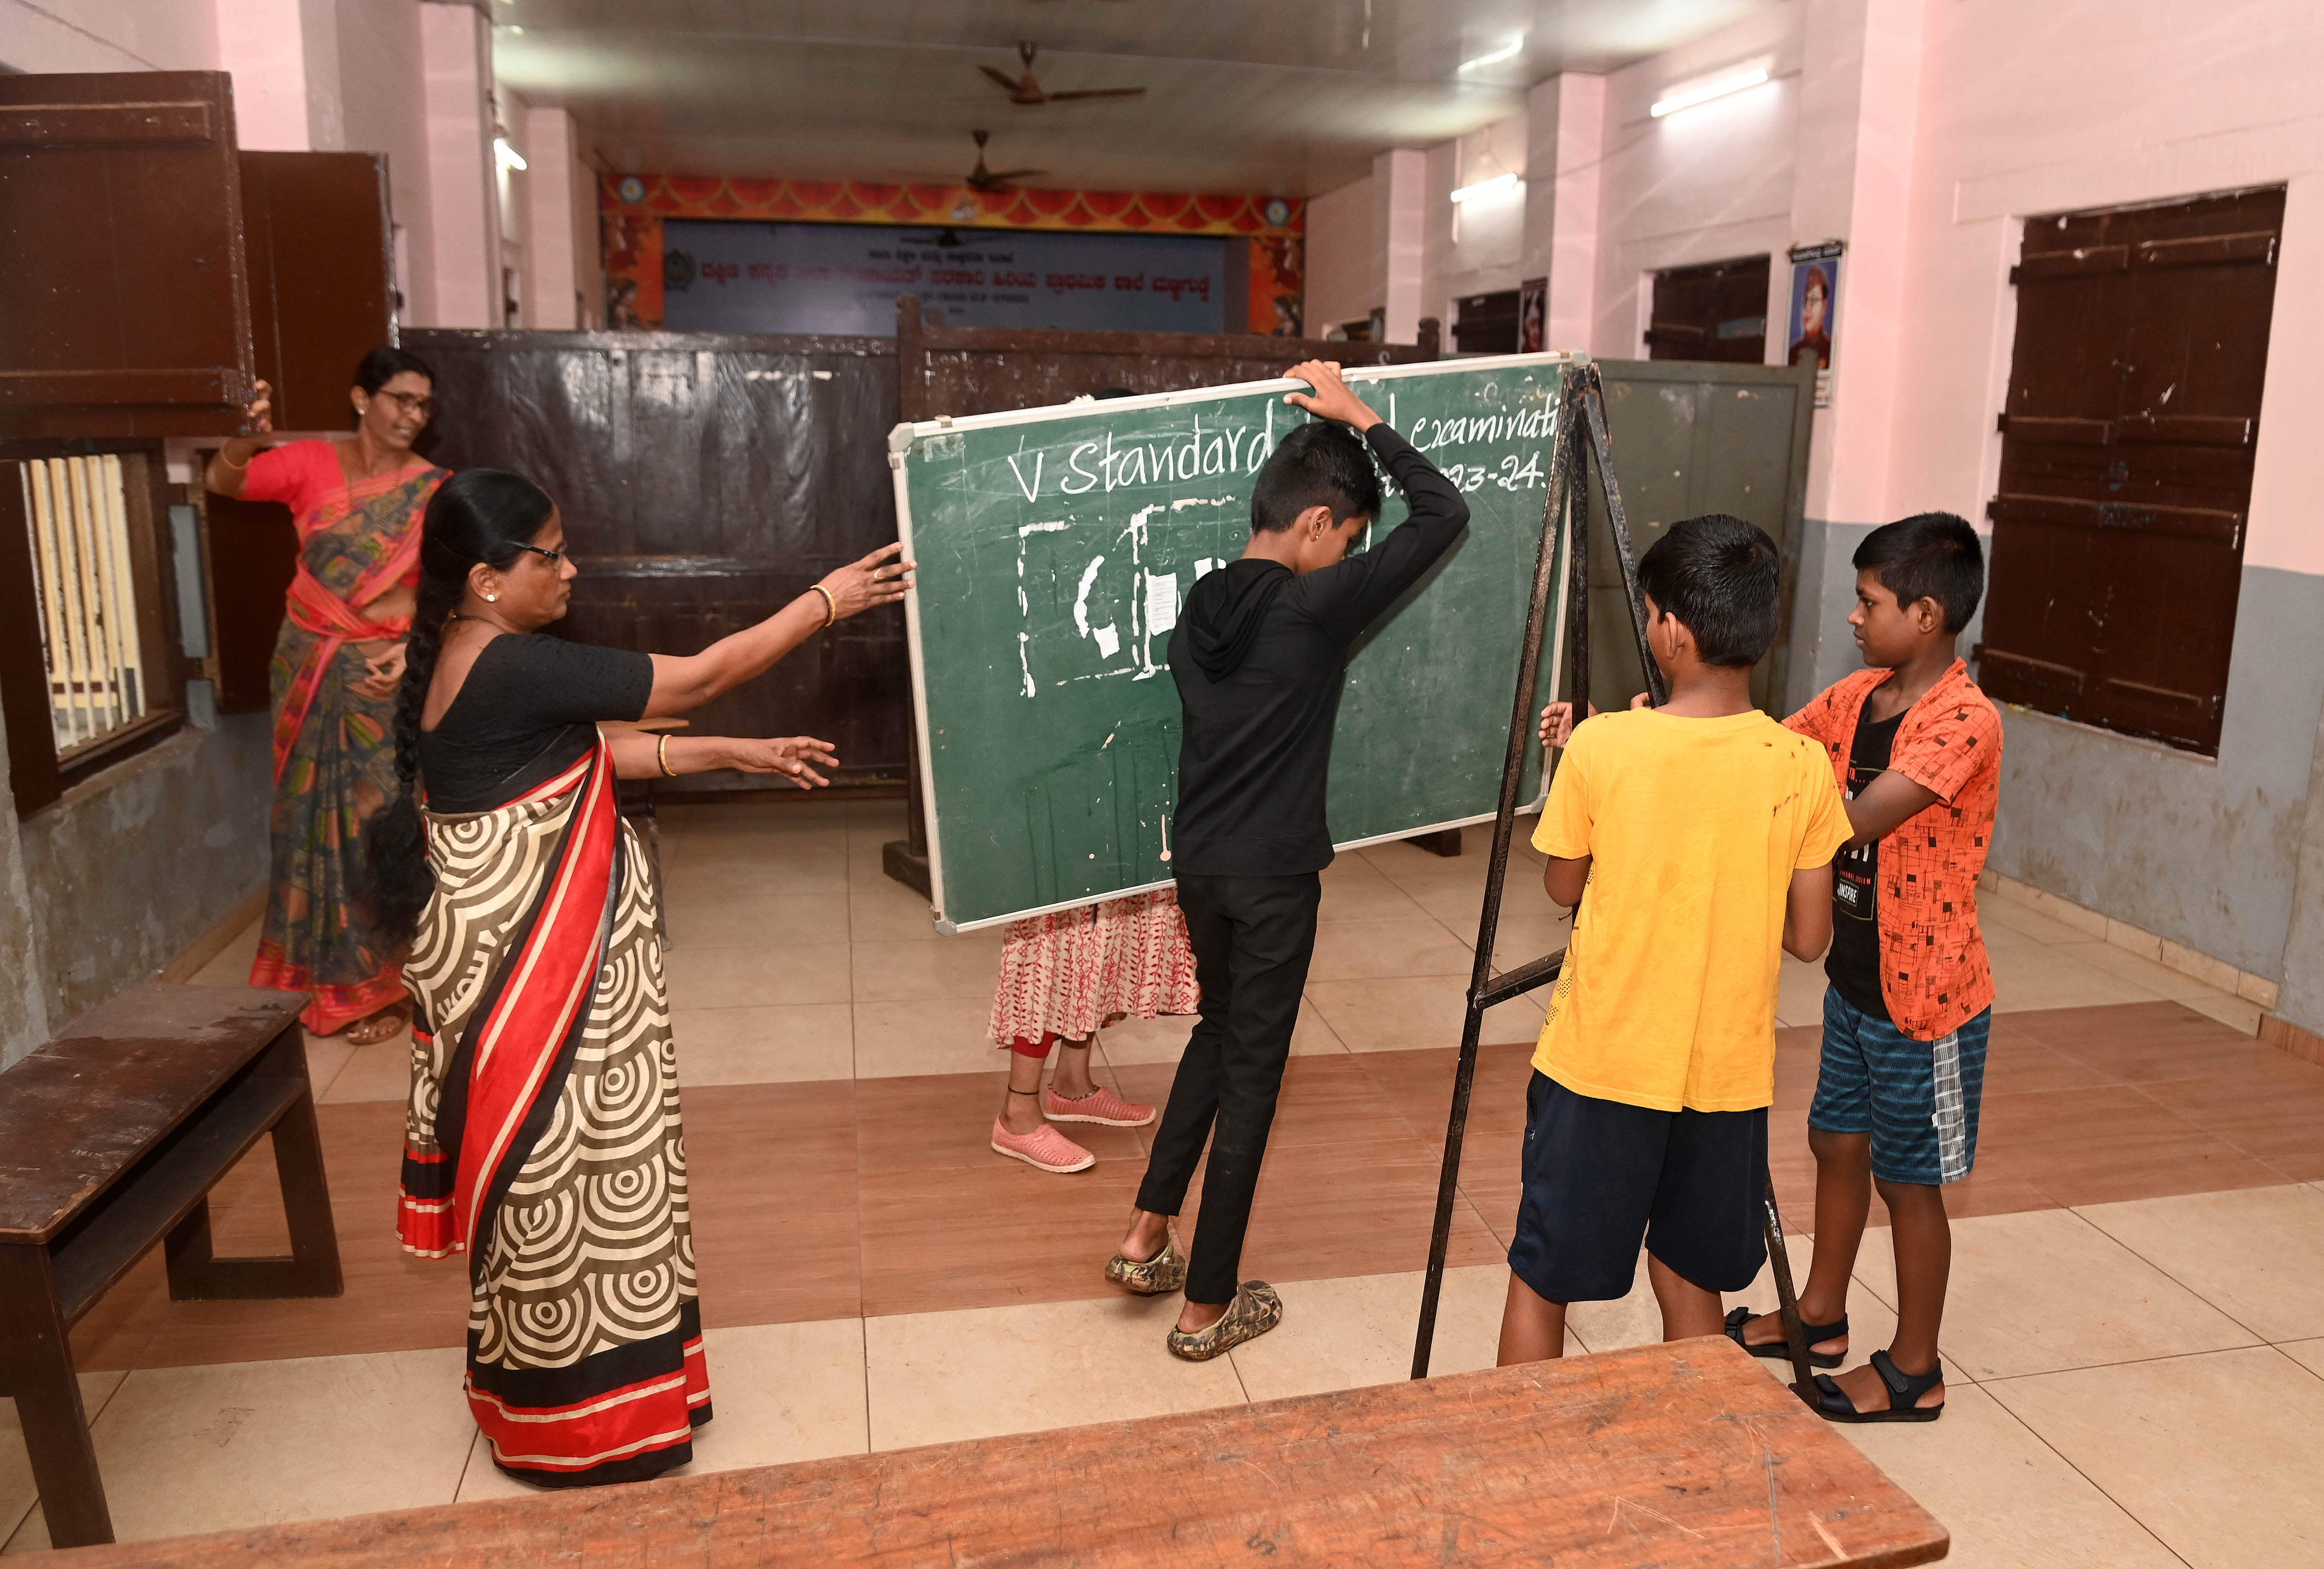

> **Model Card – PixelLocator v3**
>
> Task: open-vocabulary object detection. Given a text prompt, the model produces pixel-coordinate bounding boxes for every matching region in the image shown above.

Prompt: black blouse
[419,633,653,812]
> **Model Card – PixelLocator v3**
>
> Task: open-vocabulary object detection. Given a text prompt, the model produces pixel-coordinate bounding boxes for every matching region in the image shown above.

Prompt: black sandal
[1723,1305,1848,1369]
[1814,1349,1944,1423]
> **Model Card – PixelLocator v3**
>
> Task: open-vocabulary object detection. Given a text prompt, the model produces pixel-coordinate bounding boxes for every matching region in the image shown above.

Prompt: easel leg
[1413,367,1586,1379]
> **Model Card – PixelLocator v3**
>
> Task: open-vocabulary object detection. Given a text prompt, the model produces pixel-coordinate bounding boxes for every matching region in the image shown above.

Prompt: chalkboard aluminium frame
[890,351,1581,933]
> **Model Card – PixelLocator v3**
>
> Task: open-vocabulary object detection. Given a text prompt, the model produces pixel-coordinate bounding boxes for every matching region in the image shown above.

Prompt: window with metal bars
[0,444,182,813]
[1979,186,2283,756]
[21,456,151,753]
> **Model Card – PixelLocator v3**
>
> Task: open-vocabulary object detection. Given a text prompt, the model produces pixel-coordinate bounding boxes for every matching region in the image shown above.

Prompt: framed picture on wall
[1519,276,1546,352]
[1787,239,1842,406]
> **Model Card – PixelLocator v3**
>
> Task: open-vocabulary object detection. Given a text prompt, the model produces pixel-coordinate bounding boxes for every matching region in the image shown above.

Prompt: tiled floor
[8,798,2322,1564]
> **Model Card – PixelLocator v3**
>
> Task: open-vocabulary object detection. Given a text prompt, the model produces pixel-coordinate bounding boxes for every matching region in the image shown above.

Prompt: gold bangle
[657,734,676,778]
[811,585,838,628]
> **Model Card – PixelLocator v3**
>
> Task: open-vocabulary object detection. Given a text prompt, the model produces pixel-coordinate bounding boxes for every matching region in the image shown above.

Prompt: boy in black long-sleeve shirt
[1105,360,1471,1359]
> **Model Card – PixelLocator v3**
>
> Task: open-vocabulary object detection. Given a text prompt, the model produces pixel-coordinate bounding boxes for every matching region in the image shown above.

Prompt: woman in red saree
[207,348,448,1044]
[366,468,910,1488]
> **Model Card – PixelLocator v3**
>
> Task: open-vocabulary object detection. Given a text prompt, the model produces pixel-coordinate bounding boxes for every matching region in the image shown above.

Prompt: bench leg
[164,1035,344,1301]
[0,1248,113,1548]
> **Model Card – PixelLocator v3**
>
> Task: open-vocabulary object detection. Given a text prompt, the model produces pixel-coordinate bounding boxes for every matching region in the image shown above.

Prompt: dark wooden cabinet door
[241,152,395,434]
[199,481,297,715]
[1982,186,2283,755]
[0,72,256,437]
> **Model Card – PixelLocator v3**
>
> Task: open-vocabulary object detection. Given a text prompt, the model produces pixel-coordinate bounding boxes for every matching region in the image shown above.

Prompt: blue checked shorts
[1809,989,1991,1186]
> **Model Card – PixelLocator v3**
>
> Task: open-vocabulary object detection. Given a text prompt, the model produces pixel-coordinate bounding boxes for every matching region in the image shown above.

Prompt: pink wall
[1886,0,2324,575]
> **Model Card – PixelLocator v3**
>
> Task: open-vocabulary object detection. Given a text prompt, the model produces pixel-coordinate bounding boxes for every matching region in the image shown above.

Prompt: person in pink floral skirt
[987,888,1199,1173]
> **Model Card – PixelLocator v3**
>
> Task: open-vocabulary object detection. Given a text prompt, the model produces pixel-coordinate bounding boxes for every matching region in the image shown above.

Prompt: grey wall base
[0,690,271,1067]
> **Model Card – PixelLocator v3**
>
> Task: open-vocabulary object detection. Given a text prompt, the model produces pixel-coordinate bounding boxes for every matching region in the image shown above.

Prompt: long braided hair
[363,469,557,950]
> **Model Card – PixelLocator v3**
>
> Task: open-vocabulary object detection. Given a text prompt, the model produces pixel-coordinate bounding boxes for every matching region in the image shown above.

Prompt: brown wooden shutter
[1981,186,2283,755]
[198,479,297,715]
[0,72,256,437]
[240,151,396,433]
[1647,255,1770,364]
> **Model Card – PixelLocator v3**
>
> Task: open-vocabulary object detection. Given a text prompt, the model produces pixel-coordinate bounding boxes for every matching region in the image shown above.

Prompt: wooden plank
[0,102,214,145]
[46,1339,1947,1568]
[0,984,306,1242]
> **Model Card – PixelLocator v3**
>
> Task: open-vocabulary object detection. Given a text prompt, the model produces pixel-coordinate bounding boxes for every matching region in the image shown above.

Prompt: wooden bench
[48,1337,1947,1567]
[0,982,341,1549]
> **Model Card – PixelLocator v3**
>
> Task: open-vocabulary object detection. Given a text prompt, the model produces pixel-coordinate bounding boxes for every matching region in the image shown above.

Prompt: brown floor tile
[858,1159,1147,1317]
[855,1070,1146,1173]
[2133,1054,2324,1181]
[1977,1084,2291,1208]
[1980,1037,2117,1096]
[67,1250,172,1372]
[1353,1043,1536,1147]
[1229,1137,1507,1286]
[689,1080,863,1326]
[2016,1001,2275,1084]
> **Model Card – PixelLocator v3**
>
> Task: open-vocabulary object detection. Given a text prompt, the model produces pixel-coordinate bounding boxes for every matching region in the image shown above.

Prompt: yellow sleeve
[1532,725,1595,860]
[1795,747,1852,869]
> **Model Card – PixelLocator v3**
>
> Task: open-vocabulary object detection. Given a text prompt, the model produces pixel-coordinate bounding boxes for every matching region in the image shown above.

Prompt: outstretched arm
[605,730,839,787]
[641,543,913,717]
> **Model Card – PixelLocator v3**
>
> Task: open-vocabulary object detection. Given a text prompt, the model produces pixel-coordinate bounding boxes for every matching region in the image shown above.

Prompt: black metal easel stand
[1408,363,1818,1406]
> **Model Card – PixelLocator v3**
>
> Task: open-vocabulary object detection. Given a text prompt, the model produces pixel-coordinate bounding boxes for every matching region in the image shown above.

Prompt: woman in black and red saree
[364,469,910,1488]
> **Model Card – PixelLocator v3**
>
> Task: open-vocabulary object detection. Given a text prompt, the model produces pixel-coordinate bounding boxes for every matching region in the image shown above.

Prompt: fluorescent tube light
[494,137,528,171]
[1458,37,1524,72]
[1650,67,1771,118]
[1449,171,1519,203]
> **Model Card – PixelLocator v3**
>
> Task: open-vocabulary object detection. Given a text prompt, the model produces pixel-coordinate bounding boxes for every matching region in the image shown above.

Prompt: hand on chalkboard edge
[819,542,917,619]
[1283,360,1383,433]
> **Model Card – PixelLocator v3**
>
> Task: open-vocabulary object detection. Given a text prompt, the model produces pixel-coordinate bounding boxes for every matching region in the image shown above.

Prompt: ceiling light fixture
[1449,171,1519,203]
[494,137,528,172]
[1650,67,1771,118]
[1458,37,1524,72]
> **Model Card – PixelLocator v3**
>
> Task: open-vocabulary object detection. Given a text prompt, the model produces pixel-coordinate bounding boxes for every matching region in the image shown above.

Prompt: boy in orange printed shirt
[1727,513,2001,1424]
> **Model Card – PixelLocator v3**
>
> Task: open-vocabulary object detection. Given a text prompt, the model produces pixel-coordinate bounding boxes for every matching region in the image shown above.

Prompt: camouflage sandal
[1166,1281,1283,1362]
[1104,1232,1187,1296]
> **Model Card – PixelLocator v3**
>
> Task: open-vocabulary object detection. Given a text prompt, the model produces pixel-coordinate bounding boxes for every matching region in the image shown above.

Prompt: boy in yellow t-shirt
[1496,513,1851,1366]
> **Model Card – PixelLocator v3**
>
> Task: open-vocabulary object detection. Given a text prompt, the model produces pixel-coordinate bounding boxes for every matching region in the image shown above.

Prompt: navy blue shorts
[1809,990,1991,1186]
[1506,1071,1768,1303]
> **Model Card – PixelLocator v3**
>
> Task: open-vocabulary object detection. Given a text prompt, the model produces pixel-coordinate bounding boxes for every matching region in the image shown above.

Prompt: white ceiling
[490,0,1785,197]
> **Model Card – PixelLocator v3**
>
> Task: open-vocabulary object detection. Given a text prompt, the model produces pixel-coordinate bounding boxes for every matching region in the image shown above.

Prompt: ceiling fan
[978,41,1148,107]
[964,130,1045,193]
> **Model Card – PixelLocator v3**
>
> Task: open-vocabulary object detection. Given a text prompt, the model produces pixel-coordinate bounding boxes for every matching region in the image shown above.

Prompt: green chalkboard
[893,353,1577,931]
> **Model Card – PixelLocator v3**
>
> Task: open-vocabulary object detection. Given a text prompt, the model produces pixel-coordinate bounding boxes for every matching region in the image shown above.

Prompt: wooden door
[0,72,255,437]
[240,151,395,433]
[1980,187,2283,755]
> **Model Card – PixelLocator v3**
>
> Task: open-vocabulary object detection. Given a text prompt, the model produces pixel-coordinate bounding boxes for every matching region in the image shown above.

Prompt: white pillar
[1372,149,1427,345]
[1522,73,1605,356]
[420,1,498,330]
[213,0,343,151]
[1787,0,1925,522]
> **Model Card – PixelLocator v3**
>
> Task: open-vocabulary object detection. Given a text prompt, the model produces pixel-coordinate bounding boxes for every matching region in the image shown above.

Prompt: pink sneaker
[1043,1084,1157,1128]
[991,1118,1095,1174]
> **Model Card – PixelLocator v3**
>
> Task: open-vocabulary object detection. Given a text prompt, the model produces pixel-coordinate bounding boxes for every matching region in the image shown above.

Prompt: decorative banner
[1787,239,1842,407]
[602,174,1303,336]
[1519,276,1547,353]
[663,220,1231,336]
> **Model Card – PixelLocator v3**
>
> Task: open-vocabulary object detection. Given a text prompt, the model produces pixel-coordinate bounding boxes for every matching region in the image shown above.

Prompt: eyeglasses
[512,543,569,565]
[374,390,439,420]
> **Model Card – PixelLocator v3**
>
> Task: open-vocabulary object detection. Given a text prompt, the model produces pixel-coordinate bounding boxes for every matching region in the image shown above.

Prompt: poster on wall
[661,219,1229,336]
[1786,239,1842,407]
[1518,276,1546,353]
